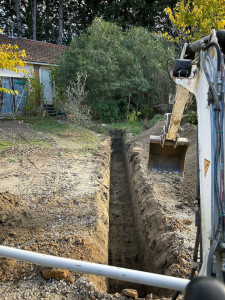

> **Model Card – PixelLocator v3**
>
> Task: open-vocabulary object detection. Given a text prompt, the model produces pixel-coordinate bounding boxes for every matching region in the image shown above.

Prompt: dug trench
[108,123,197,298]
[0,119,197,299]
[108,130,148,297]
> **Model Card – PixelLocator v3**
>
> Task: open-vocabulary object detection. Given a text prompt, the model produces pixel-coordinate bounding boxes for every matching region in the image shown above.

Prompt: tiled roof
[0,34,66,65]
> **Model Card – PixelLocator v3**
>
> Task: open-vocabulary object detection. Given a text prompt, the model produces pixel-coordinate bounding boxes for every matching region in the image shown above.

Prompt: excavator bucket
[148,135,190,175]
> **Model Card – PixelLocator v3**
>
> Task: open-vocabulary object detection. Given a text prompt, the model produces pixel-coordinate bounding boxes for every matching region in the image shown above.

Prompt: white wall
[0,64,54,106]
[0,64,34,78]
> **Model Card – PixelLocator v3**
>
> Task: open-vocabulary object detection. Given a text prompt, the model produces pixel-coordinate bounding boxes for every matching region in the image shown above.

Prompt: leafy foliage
[55,18,175,122]
[128,111,141,128]
[182,110,198,125]
[162,0,225,45]
[23,71,44,116]
[0,29,26,95]
[1,0,177,45]
[149,114,164,127]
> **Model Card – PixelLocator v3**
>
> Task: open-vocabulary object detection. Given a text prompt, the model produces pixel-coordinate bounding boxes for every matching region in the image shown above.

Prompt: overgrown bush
[63,73,92,126]
[54,18,175,122]
[23,71,44,116]
[182,110,198,125]
[149,114,164,127]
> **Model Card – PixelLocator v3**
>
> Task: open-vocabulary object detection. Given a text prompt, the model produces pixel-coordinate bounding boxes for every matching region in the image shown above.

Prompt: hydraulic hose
[210,103,216,234]
[202,51,219,103]
[202,42,222,71]
[201,46,225,276]
[207,219,223,276]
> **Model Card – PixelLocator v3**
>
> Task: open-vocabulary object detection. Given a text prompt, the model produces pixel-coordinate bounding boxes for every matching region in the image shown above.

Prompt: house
[0,34,66,115]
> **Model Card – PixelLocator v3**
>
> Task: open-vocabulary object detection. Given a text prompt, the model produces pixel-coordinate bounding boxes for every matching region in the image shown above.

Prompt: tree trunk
[15,0,22,37]
[32,0,37,40]
[57,0,63,45]
[45,0,50,42]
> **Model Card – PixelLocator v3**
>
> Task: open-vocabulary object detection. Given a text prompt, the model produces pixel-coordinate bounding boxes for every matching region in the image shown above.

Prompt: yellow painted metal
[204,159,210,176]
[167,85,190,141]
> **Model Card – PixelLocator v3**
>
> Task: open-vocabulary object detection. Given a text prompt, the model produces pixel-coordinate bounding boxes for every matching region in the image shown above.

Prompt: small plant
[24,71,44,116]
[128,110,141,128]
[63,72,92,126]
[182,110,198,125]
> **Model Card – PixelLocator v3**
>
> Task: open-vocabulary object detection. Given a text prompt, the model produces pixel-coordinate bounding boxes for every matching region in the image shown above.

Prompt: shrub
[55,18,175,122]
[63,73,92,126]
[23,71,44,116]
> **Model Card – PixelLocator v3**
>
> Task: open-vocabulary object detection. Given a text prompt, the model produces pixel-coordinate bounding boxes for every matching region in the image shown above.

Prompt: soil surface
[108,131,143,295]
[125,121,197,297]
[0,118,197,300]
[0,118,112,299]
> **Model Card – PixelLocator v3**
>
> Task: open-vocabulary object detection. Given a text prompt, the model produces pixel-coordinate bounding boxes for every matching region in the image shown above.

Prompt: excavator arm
[149,29,225,282]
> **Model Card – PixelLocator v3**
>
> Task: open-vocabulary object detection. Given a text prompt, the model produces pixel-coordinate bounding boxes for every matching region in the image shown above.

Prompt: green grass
[92,120,144,136]
[17,114,165,141]
[7,158,16,163]
[0,141,13,149]
[29,139,53,149]
[111,121,144,135]
[19,117,99,143]
[92,114,164,136]
[18,116,72,134]
[148,114,164,127]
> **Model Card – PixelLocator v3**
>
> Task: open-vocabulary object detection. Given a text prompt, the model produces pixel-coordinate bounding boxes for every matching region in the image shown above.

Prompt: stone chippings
[0,276,131,300]
[0,276,176,299]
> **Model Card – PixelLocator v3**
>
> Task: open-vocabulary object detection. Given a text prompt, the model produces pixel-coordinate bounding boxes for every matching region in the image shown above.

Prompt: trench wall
[85,138,111,292]
[123,125,196,296]
[91,123,196,296]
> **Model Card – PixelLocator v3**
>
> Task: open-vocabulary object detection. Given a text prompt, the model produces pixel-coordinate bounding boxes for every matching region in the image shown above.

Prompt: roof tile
[0,34,66,65]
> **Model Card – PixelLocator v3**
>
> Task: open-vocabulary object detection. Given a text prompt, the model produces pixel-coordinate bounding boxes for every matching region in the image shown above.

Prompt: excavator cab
[148,135,190,176]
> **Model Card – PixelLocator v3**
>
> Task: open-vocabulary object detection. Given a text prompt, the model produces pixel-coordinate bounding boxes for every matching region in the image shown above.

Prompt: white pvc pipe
[0,246,189,291]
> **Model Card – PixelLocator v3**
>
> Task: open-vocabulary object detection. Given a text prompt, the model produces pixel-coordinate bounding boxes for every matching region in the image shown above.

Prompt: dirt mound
[0,191,36,241]
[0,191,39,282]
[132,121,197,207]
[125,121,197,296]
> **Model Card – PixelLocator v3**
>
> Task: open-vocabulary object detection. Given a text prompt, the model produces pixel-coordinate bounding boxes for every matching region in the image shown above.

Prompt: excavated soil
[0,118,197,299]
[125,121,197,297]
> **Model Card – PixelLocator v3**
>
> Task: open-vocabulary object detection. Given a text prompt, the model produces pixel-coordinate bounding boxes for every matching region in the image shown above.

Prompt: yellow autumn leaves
[162,0,225,44]
[0,29,27,95]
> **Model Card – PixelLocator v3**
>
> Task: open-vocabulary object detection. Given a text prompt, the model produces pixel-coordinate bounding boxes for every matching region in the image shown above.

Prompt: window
[0,77,26,114]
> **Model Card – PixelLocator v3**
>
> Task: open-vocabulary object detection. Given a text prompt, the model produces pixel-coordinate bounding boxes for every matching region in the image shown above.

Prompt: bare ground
[125,121,197,297]
[0,118,197,299]
[0,119,112,299]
